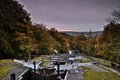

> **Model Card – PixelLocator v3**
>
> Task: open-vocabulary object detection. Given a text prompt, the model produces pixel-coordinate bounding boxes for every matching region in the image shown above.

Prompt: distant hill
[60,31,102,38]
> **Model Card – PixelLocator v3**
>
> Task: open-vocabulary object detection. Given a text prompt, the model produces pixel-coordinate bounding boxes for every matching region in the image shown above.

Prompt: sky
[18,0,120,31]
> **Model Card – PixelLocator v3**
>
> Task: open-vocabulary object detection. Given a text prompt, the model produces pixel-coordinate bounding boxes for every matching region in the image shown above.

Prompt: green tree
[95,23,120,63]
[0,0,32,59]
[14,31,37,59]
[70,35,86,52]
[107,7,120,23]
[49,28,70,52]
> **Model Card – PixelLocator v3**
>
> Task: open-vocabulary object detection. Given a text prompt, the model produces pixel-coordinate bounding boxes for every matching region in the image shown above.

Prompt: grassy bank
[0,59,21,80]
[75,57,92,63]
[33,57,42,60]
[82,66,120,80]
[42,61,49,67]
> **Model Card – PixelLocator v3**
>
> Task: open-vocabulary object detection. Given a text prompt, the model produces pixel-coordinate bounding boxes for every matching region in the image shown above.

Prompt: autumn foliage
[0,0,70,59]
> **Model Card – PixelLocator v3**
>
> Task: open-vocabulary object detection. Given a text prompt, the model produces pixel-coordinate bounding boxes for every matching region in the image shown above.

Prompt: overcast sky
[18,0,120,31]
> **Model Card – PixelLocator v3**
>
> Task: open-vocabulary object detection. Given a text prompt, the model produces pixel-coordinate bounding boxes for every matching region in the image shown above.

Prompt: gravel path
[67,67,84,80]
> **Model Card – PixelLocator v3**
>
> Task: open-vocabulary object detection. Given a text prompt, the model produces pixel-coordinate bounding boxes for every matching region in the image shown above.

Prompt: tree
[0,0,32,59]
[70,34,86,52]
[95,23,120,63]
[0,0,31,24]
[0,0,71,59]
[107,7,120,23]
[85,38,96,56]
[14,31,37,59]
[49,28,70,52]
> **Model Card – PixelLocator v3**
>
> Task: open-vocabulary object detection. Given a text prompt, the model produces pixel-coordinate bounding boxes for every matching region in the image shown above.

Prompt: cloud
[18,0,120,31]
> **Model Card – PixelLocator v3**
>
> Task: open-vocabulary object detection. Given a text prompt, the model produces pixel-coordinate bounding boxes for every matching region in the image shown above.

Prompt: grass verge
[82,66,120,80]
[75,58,92,63]
[42,61,49,67]
[33,57,42,60]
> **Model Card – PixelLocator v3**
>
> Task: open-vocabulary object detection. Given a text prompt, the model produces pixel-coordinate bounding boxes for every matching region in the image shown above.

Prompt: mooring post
[44,68,46,80]
[57,62,60,75]
[33,61,36,72]
[10,73,15,80]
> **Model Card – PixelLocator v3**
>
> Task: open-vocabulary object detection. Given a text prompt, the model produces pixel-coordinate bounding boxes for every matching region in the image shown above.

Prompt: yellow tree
[15,31,38,60]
